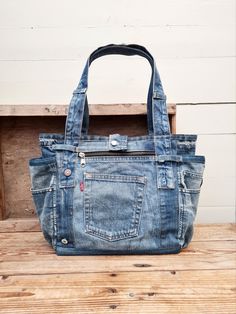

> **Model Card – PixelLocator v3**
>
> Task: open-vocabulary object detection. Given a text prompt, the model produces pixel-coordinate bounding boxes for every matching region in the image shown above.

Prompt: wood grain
[0,117,64,219]
[0,126,6,220]
[0,104,176,116]
[0,218,40,233]
[0,228,235,274]
[0,223,235,313]
[0,270,235,314]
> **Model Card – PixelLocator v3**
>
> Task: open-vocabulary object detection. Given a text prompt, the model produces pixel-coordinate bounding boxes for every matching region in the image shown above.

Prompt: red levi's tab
[80,181,84,192]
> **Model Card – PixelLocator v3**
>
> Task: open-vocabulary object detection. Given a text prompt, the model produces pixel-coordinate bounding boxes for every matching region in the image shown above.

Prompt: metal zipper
[78,152,86,167]
[78,151,155,167]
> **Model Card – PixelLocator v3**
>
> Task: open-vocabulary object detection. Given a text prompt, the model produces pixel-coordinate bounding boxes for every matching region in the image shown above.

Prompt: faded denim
[29,44,205,255]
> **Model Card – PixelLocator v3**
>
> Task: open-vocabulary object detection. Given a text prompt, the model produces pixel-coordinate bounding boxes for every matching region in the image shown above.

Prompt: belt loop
[109,134,128,151]
[73,87,87,95]
[154,136,176,189]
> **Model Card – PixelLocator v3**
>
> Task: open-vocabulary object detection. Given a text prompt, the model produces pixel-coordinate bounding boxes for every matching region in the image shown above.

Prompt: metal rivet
[64,169,71,177]
[61,238,68,245]
[111,140,118,146]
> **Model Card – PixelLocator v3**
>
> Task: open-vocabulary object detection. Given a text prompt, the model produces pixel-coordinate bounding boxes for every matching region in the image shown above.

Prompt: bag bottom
[55,245,182,256]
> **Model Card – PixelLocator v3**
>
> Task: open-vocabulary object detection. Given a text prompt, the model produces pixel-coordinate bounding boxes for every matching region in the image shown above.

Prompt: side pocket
[29,157,57,245]
[178,166,204,247]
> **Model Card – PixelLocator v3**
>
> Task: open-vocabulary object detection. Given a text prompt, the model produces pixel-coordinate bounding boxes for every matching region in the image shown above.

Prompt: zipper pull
[79,152,86,167]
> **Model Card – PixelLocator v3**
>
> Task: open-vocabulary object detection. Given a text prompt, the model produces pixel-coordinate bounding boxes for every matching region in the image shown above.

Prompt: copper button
[64,169,72,177]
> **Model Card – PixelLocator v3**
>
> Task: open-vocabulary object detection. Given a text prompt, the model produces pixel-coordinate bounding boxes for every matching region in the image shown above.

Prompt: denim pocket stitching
[177,170,202,242]
[84,172,146,184]
[31,186,55,194]
[83,172,146,242]
[31,184,56,245]
[179,170,203,193]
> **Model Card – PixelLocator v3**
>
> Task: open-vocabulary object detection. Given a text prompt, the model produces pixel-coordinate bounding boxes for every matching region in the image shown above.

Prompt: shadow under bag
[29,44,205,255]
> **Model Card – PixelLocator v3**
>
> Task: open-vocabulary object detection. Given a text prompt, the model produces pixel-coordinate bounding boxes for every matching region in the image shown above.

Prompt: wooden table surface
[0,221,235,314]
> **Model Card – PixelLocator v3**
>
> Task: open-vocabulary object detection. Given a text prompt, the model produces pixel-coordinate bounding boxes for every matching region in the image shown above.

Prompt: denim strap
[64,44,170,145]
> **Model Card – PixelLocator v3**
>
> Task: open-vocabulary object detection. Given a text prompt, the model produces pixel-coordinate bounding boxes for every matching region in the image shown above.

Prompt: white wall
[0,0,235,222]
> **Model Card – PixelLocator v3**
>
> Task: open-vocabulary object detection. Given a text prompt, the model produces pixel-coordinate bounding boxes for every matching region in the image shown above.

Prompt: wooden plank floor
[0,222,235,314]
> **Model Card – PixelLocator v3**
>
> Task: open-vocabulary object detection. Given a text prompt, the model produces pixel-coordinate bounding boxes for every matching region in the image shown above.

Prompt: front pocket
[83,172,146,242]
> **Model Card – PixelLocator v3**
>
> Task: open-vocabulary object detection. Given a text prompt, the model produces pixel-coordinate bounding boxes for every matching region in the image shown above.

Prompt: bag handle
[89,44,154,65]
[65,44,170,144]
[80,44,155,136]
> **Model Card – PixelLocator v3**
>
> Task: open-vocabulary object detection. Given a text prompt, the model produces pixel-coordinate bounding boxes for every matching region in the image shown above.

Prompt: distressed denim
[29,44,205,255]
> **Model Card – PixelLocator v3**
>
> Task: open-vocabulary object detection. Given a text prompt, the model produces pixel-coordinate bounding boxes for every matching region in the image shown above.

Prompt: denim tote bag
[29,44,205,255]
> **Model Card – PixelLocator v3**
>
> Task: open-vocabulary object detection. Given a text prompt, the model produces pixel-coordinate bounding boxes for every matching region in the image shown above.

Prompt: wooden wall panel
[0,125,6,219]
[196,207,235,223]
[177,104,236,134]
[177,108,236,223]
[0,109,175,219]
[0,25,234,60]
[1,0,235,28]
[0,1,235,103]
[0,58,235,104]
[1,117,65,218]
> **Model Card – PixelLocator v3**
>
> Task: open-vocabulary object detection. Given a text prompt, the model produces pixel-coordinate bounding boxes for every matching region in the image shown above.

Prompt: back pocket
[83,172,146,242]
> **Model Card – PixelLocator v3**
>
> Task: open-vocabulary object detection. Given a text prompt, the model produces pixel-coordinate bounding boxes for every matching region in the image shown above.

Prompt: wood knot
[147,292,155,296]
[110,273,117,277]
[107,287,117,293]
[133,263,151,268]
[109,304,118,309]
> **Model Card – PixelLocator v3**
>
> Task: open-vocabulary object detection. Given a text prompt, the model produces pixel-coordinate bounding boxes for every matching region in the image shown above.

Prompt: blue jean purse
[29,44,205,255]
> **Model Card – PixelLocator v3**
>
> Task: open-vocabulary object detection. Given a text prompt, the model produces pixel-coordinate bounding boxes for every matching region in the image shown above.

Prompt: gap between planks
[1,267,236,278]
